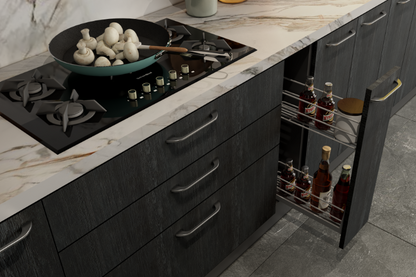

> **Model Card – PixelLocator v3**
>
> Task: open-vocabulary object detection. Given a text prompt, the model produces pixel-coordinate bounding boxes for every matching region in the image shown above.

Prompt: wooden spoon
[137,44,188,53]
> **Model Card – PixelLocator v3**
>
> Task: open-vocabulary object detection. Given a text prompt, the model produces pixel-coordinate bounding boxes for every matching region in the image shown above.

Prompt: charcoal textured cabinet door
[378,0,416,105]
[105,147,278,277]
[347,2,390,100]
[396,3,416,103]
[0,202,64,277]
[307,19,359,173]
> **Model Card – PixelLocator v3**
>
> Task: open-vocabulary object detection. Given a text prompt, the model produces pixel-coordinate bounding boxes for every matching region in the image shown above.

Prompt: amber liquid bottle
[294,165,311,204]
[330,165,351,223]
[310,146,332,213]
[279,159,296,197]
[298,76,317,123]
[315,82,335,130]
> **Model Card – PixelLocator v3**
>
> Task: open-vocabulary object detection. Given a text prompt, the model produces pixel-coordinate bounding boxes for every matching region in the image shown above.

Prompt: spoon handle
[139,45,188,52]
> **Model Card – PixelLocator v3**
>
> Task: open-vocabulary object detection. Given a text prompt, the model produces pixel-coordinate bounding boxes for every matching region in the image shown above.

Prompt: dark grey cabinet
[306,19,359,173]
[378,0,416,105]
[347,2,390,100]
[106,146,278,277]
[0,202,64,277]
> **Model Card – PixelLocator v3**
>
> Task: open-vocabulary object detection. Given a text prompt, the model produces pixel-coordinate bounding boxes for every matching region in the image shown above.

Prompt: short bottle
[330,165,351,223]
[278,159,296,197]
[297,76,317,123]
[315,82,335,130]
[294,165,311,204]
[310,146,333,213]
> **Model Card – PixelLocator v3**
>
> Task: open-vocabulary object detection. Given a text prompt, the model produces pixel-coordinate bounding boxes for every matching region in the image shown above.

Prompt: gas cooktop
[0,19,256,154]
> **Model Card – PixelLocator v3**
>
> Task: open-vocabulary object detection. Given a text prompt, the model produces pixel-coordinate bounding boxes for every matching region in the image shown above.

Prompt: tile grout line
[368,222,416,249]
[248,216,310,277]
[394,113,416,123]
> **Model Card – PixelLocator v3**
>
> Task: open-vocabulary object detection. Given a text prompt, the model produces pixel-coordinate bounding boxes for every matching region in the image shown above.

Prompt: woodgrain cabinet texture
[43,62,284,252]
[0,202,64,277]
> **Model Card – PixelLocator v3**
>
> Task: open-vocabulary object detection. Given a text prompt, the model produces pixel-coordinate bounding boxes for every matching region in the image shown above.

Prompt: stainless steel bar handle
[326,30,356,47]
[0,222,32,253]
[171,159,220,193]
[166,111,219,144]
[362,11,387,26]
[176,202,221,237]
[371,79,402,102]
[398,0,410,4]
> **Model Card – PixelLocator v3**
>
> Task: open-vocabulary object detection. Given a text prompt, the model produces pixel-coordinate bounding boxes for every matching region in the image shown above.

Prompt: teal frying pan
[49,18,170,76]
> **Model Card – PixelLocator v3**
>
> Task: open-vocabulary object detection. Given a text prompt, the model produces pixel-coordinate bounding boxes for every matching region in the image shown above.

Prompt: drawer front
[58,107,281,277]
[43,61,284,251]
[106,146,279,277]
[0,202,64,277]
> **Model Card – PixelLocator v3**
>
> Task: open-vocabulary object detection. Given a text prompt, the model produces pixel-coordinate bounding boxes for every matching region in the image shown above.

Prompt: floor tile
[396,95,416,120]
[219,210,309,277]
[250,220,416,277]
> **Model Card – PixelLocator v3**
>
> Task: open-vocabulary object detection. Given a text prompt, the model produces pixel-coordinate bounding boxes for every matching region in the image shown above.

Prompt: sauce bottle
[330,165,351,223]
[315,82,335,130]
[298,76,317,123]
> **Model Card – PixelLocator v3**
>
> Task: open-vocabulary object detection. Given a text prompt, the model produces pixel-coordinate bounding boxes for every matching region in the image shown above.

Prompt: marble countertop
[0,0,385,223]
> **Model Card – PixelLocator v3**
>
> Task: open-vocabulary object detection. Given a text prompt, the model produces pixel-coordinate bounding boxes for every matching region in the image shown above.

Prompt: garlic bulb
[73,41,95,65]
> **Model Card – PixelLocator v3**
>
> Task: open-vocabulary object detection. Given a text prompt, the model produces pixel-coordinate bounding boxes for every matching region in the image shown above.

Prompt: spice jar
[334,98,364,143]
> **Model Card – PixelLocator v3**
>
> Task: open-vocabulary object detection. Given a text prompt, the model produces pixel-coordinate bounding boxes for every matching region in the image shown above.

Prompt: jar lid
[337,98,364,115]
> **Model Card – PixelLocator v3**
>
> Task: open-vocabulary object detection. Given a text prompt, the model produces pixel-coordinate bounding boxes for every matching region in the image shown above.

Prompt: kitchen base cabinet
[105,147,278,277]
[0,202,64,277]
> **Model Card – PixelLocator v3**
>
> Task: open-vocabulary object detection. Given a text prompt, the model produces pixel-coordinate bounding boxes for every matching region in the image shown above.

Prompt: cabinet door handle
[362,11,387,26]
[326,30,356,47]
[171,159,220,193]
[166,111,219,144]
[398,0,410,4]
[176,202,221,237]
[0,222,32,253]
[371,79,402,102]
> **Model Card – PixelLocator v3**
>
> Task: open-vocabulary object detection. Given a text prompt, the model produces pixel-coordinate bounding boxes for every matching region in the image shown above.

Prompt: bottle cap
[306,76,314,86]
[322,146,331,160]
[342,165,351,171]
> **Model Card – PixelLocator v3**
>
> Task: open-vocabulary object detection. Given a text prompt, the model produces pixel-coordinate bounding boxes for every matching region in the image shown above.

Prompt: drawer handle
[166,111,219,144]
[362,11,387,26]
[171,159,220,193]
[398,0,410,4]
[326,30,356,47]
[0,222,32,253]
[176,202,221,237]
[371,79,402,102]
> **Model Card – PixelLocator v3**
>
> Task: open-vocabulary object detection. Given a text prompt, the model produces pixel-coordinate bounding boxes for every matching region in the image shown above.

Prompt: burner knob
[156,76,164,87]
[142,82,152,93]
[181,64,189,75]
[128,89,137,100]
[169,70,177,80]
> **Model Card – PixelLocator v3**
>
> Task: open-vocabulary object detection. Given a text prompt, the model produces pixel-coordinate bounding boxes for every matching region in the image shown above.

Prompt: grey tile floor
[220,96,416,277]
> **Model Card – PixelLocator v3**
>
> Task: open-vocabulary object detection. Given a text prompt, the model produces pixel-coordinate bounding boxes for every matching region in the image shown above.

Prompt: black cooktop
[0,19,256,154]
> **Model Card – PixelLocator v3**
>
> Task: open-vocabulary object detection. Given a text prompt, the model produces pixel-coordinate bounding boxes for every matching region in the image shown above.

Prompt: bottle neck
[338,169,351,186]
[319,160,330,171]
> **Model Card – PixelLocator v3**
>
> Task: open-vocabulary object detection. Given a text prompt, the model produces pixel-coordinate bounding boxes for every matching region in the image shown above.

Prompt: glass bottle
[330,165,351,223]
[297,76,317,123]
[310,146,332,213]
[315,82,335,130]
[278,159,296,197]
[294,165,311,204]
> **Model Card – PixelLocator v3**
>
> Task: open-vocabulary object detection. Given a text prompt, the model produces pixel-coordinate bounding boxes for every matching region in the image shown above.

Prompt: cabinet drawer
[106,146,278,277]
[43,62,284,251]
[58,107,281,277]
[0,202,64,277]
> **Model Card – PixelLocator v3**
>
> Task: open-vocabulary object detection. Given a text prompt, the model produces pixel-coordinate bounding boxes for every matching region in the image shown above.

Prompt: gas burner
[35,89,107,132]
[163,19,192,42]
[0,69,66,106]
[180,32,232,52]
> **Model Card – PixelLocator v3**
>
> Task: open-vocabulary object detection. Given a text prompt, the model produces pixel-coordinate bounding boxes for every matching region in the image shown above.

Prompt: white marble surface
[0,0,385,223]
[0,0,182,69]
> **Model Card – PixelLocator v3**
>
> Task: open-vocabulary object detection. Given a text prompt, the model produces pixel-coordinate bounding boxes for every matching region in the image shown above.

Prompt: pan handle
[139,45,188,53]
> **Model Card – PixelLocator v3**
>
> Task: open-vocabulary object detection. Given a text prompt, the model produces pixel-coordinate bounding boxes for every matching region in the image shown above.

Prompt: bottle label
[285,179,295,192]
[305,102,316,116]
[319,191,330,209]
[301,190,311,200]
[323,112,334,123]
[326,92,333,98]
[308,85,314,91]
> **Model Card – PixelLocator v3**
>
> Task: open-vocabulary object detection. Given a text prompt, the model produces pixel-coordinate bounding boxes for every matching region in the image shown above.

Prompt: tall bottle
[298,76,317,123]
[315,82,335,130]
[310,146,332,213]
[278,159,296,197]
[294,165,311,204]
[330,165,351,223]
